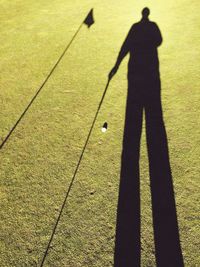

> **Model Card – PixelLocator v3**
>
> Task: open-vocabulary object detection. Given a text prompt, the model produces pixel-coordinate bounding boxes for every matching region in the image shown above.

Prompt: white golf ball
[101,127,107,133]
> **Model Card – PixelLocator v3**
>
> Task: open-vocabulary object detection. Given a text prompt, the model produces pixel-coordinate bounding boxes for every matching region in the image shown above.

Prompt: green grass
[0,0,200,266]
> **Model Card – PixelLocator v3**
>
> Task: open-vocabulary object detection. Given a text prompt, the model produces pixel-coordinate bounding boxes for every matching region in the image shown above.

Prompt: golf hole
[101,122,108,133]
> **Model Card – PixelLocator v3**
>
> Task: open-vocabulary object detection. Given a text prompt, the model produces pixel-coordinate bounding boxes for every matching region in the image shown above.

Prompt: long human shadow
[113,8,184,267]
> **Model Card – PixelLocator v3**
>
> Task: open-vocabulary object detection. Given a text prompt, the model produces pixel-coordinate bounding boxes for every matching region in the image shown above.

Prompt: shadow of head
[142,7,150,19]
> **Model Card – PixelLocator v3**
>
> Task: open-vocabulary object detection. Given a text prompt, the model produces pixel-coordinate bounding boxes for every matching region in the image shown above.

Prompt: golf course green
[0,0,199,266]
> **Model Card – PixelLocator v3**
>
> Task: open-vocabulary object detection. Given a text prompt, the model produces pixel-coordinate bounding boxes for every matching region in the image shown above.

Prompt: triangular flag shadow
[84,8,94,28]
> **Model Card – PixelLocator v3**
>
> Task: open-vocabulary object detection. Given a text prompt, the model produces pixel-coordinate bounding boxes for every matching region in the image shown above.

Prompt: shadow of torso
[127,18,162,100]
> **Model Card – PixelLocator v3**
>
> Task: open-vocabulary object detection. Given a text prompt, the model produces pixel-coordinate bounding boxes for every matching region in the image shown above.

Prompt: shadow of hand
[109,65,118,80]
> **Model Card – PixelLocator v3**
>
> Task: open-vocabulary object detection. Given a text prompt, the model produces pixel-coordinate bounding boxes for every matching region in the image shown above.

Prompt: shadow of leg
[145,91,184,267]
[114,98,143,267]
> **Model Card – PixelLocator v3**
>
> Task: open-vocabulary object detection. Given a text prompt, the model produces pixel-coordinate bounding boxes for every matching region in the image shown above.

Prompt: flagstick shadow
[0,9,94,150]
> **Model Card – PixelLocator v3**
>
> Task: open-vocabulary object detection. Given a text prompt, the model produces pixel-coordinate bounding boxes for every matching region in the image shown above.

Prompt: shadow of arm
[114,26,134,68]
[109,26,134,80]
[153,22,163,47]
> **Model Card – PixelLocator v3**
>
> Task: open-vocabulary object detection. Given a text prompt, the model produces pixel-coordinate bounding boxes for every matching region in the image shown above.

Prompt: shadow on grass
[111,8,184,267]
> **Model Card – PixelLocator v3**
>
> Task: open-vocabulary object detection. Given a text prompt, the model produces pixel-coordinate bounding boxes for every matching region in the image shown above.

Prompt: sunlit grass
[0,0,199,266]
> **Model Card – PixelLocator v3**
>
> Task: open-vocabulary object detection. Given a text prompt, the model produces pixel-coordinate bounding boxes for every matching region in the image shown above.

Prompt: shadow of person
[109,8,184,267]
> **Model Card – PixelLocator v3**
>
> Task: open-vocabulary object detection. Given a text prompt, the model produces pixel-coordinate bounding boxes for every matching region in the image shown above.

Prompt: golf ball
[101,127,107,133]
